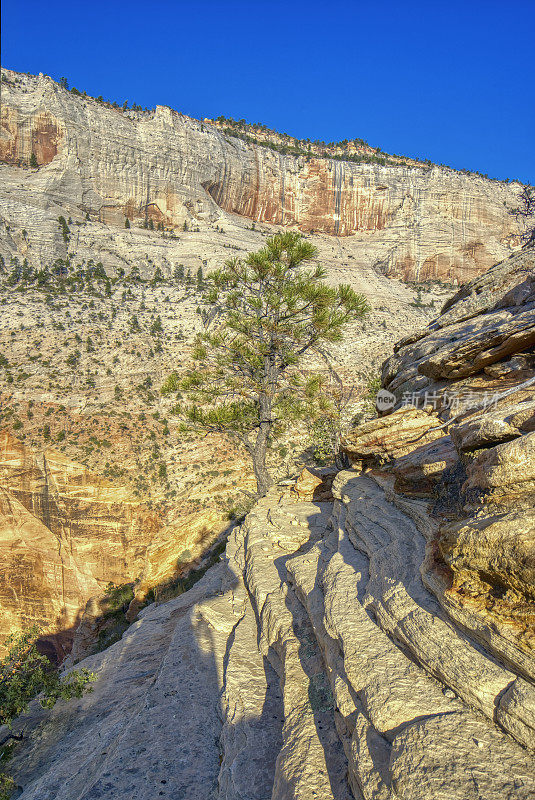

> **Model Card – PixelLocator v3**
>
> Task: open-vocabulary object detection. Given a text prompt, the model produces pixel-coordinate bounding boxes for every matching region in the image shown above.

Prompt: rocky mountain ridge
[5,246,534,798]
[203,115,429,167]
[0,67,528,283]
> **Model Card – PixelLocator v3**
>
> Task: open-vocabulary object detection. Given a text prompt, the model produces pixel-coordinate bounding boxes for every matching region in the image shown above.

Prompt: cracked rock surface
[7,484,534,799]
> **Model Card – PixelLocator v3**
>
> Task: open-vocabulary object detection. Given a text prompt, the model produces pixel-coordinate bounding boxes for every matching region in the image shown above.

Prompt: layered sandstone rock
[0,69,527,282]
[0,430,231,661]
[347,246,535,680]
[5,248,535,797]
[6,487,534,799]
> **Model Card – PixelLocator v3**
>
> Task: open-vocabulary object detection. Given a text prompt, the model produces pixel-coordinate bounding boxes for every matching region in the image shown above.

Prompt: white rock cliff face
[0,69,527,283]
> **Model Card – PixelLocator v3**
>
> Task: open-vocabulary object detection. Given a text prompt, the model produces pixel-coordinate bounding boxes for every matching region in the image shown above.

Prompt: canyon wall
[0,68,527,283]
[0,430,233,661]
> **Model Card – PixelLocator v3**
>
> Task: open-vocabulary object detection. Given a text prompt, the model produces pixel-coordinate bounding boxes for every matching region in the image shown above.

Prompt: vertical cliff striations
[0,68,527,283]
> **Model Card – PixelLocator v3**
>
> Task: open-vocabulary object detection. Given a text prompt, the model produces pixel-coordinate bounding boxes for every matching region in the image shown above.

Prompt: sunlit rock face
[0,430,229,661]
[344,246,535,682]
[0,69,526,283]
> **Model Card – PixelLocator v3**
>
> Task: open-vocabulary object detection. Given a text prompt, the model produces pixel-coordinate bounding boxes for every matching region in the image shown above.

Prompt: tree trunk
[252,394,274,496]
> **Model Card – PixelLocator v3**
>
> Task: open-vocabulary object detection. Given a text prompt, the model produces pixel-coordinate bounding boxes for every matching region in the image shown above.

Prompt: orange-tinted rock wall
[0,430,228,661]
[0,107,62,166]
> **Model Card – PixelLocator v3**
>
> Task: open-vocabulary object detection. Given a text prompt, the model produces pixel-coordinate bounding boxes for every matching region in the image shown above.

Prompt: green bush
[309,418,337,465]
[0,626,95,795]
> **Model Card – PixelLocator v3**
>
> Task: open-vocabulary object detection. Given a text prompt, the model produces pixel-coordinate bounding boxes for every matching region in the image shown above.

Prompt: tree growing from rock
[509,185,535,248]
[162,232,369,495]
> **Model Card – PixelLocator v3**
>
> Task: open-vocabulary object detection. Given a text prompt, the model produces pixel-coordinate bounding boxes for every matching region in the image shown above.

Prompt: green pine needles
[162,232,369,495]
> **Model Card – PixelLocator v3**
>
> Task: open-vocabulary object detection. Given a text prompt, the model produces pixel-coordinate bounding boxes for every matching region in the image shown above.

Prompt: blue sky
[2,0,534,183]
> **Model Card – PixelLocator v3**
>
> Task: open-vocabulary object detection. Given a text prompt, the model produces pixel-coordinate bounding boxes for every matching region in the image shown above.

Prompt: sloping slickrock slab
[9,565,227,799]
[9,530,285,800]
[284,472,534,797]
[7,485,535,799]
[336,475,517,715]
[389,711,532,800]
[216,533,284,800]
[9,500,353,800]
[241,499,352,800]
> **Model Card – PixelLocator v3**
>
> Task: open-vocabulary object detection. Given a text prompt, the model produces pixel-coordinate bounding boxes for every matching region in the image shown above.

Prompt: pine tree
[125,217,131,228]
[151,266,163,284]
[29,152,38,168]
[150,315,163,335]
[162,232,369,495]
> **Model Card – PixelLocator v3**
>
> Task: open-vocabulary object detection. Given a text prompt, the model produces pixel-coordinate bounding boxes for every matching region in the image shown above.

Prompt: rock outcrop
[373,247,535,679]
[7,487,534,798]
[6,247,534,798]
[0,69,527,282]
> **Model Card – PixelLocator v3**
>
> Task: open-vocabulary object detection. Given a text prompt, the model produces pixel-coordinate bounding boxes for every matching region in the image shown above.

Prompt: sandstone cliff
[5,248,534,799]
[0,429,238,662]
[0,68,527,283]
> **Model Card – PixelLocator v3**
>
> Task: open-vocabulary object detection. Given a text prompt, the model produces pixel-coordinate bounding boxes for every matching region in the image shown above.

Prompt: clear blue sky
[2,0,534,183]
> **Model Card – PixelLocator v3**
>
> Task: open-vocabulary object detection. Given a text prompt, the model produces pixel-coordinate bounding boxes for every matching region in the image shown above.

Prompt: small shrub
[0,626,95,794]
